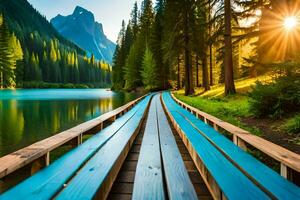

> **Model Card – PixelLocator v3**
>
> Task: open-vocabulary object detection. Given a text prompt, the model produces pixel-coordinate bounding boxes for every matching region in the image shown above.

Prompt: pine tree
[131,2,139,39]
[224,0,236,95]
[150,0,166,89]
[164,0,197,95]
[124,44,140,90]
[142,46,158,90]
[0,14,23,88]
[112,21,127,90]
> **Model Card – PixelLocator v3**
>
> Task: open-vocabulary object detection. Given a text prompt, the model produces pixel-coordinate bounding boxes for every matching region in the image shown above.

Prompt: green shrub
[249,76,300,118]
[283,115,300,135]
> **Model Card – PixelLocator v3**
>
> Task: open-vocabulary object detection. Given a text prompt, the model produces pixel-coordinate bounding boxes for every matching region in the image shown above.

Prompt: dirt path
[241,117,300,154]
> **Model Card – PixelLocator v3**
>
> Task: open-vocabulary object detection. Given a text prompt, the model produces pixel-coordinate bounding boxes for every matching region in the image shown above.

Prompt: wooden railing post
[233,136,247,151]
[233,135,238,145]
[45,152,50,166]
[78,134,83,145]
[281,163,288,178]
[213,123,218,131]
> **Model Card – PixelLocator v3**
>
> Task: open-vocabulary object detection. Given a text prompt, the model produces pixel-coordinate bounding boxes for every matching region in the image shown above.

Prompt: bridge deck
[0,92,299,199]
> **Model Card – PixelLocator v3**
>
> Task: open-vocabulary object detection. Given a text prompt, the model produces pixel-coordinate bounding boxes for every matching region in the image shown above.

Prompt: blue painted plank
[164,92,300,199]
[132,95,165,200]
[0,95,151,200]
[162,92,270,200]
[156,94,198,200]
[55,95,152,200]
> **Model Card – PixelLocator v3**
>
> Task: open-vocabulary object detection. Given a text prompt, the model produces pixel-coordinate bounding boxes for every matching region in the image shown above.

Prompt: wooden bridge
[0,92,300,199]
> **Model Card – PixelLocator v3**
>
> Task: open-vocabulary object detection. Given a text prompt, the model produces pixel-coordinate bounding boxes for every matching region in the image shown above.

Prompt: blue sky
[27,0,145,42]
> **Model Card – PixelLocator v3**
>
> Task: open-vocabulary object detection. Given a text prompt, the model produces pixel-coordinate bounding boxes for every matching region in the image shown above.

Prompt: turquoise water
[0,89,140,157]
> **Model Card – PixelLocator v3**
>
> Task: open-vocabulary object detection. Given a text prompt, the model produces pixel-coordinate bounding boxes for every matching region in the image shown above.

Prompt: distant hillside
[0,0,83,54]
[51,6,116,64]
[0,0,111,88]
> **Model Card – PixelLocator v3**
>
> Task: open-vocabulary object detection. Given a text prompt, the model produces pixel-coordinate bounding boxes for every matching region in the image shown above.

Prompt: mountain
[0,0,83,53]
[51,6,116,64]
[0,0,112,88]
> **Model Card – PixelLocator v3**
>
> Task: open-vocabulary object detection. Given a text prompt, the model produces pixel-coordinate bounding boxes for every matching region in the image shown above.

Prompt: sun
[283,16,298,30]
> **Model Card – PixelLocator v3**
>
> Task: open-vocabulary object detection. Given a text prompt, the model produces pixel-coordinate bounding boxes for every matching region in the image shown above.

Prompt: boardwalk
[0,92,299,200]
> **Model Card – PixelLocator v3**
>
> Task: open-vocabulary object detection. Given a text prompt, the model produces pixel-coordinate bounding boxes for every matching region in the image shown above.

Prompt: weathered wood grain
[170,92,300,174]
[168,92,300,199]
[156,94,198,200]
[0,96,151,199]
[54,95,151,200]
[162,92,270,200]
[132,95,165,200]
[0,94,147,179]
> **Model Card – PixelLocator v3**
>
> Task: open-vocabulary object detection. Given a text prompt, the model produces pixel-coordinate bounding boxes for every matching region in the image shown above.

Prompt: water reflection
[0,89,140,156]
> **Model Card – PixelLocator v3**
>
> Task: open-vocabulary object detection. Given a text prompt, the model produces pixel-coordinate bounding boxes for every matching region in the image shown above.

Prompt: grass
[282,115,300,145]
[174,76,274,135]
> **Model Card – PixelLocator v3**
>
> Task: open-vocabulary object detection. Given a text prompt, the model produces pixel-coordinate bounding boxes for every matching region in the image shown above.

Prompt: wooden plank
[167,92,300,199]
[156,94,198,200]
[132,95,165,200]
[171,92,300,173]
[0,96,151,199]
[0,94,147,180]
[162,92,270,200]
[54,95,151,200]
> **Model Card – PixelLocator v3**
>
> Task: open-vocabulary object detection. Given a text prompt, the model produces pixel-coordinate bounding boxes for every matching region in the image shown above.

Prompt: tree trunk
[177,55,181,89]
[202,51,210,91]
[196,54,199,87]
[224,0,236,95]
[0,71,3,89]
[208,2,213,86]
[184,5,194,96]
[209,44,213,86]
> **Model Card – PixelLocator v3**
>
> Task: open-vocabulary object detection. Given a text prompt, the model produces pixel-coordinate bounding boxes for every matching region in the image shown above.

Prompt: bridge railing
[171,92,300,180]
[0,94,146,180]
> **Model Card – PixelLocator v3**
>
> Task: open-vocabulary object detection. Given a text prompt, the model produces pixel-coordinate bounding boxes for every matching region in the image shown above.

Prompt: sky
[27,0,145,42]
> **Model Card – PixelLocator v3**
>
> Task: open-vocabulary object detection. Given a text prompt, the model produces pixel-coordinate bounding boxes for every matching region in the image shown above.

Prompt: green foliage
[0,14,23,88]
[0,0,112,89]
[141,47,158,91]
[249,76,300,118]
[283,115,300,135]
[113,0,155,91]
[175,92,261,135]
[124,44,140,90]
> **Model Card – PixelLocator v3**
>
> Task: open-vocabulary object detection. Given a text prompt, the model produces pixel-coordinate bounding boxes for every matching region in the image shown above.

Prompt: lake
[0,89,141,157]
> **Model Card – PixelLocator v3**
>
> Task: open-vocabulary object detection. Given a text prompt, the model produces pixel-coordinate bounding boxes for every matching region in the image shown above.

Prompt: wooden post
[213,123,218,131]
[233,135,238,145]
[78,134,83,145]
[204,118,208,124]
[281,163,288,178]
[45,152,50,166]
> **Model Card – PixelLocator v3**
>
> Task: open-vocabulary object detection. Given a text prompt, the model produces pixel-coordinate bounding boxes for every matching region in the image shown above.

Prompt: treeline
[0,13,111,88]
[112,0,300,95]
